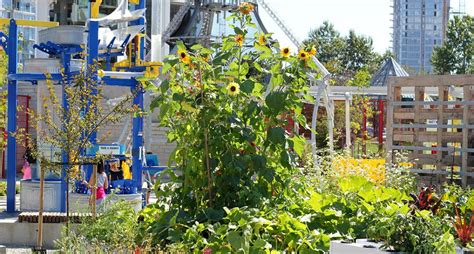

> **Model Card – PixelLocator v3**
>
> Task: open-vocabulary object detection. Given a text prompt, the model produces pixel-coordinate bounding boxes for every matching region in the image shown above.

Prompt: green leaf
[267,127,286,146]
[227,231,245,251]
[265,92,286,115]
[253,62,263,72]
[253,239,271,249]
[290,135,306,157]
[240,79,255,94]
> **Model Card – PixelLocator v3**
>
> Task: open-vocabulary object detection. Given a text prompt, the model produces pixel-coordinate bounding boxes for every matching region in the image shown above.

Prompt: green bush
[0,181,5,196]
[56,200,153,252]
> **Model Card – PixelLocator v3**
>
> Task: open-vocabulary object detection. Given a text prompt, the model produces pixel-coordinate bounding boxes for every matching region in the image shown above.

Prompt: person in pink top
[22,161,31,180]
[83,162,108,206]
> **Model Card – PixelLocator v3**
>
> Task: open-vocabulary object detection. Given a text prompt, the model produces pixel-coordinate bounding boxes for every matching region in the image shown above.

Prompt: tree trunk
[36,168,45,249]
[92,164,97,218]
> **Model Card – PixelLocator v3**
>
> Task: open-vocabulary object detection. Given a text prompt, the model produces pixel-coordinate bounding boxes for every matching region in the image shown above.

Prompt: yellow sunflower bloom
[177,49,191,64]
[258,33,266,46]
[235,34,244,47]
[309,46,317,56]
[280,47,290,58]
[298,49,309,61]
[226,82,240,96]
[239,2,254,15]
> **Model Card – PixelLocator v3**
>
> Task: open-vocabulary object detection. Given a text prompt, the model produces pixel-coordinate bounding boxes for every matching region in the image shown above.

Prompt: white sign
[97,145,121,155]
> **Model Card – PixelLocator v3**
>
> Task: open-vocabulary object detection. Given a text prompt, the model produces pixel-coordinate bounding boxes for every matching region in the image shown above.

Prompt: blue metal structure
[3,0,148,212]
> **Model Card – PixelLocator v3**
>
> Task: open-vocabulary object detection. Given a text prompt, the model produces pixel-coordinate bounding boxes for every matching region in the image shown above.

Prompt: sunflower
[239,2,254,15]
[298,49,309,61]
[280,47,290,58]
[235,34,244,47]
[177,49,191,64]
[257,33,266,46]
[309,46,317,56]
[226,82,240,96]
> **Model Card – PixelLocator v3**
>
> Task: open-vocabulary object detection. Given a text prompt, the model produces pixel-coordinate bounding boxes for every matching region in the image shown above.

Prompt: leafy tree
[432,15,474,74]
[342,30,377,74]
[303,21,345,71]
[304,21,384,86]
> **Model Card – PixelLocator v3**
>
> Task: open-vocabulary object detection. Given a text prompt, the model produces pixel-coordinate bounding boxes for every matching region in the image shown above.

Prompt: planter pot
[330,239,408,254]
[331,239,471,254]
[20,179,62,212]
[69,192,142,212]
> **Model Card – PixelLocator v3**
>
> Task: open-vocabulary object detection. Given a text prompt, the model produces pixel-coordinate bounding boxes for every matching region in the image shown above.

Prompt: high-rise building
[392,0,450,73]
[0,0,39,62]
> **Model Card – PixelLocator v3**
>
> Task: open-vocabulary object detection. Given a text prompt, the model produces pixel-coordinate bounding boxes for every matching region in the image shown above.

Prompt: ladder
[162,0,193,46]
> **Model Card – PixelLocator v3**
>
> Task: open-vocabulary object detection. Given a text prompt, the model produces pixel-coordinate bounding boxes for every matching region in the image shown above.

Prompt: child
[83,162,108,206]
[21,160,31,180]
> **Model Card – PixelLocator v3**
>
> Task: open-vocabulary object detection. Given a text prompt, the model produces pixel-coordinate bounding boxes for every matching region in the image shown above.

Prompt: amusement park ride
[1,0,333,213]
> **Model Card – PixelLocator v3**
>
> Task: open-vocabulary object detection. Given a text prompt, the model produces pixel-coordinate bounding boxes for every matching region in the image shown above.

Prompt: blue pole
[6,20,18,213]
[87,20,99,146]
[60,52,71,212]
[131,85,144,192]
[130,0,145,192]
[85,20,99,179]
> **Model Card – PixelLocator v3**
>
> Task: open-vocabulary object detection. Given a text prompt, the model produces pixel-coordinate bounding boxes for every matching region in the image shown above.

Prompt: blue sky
[258,0,474,53]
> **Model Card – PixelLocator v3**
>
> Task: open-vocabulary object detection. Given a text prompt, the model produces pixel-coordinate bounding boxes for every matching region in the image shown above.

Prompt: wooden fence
[386,75,474,186]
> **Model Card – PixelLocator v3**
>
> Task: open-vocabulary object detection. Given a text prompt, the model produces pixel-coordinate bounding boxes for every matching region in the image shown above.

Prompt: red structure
[1,95,30,178]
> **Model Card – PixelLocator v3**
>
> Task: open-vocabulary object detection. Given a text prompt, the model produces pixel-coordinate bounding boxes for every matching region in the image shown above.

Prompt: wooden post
[378,99,384,152]
[92,164,97,218]
[386,78,395,166]
[414,87,424,169]
[345,92,351,150]
[437,86,448,184]
[461,85,471,186]
[36,167,45,249]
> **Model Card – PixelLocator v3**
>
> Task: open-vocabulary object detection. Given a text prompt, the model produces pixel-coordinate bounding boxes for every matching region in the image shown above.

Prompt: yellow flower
[177,49,191,64]
[239,2,254,15]
[309,46,317,56]
[226,82,240,96]
[257,33,266,46]
[235,34,244,47]
[280,47,290,58]
[298,49,309,61]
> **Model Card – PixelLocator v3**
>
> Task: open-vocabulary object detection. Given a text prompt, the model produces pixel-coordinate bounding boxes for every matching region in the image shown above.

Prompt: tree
[342,30,377,74]
[303,21,384,86]
[432,15,474,74]
[29,64,138,242]
[303,21,346,70]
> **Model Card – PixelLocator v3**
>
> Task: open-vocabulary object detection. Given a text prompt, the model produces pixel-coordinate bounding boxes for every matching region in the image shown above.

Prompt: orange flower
[177,49,191,64]
[280,47,290,58]
[235,34,244,47]
[309,46,317,56]
[239,2,254,15]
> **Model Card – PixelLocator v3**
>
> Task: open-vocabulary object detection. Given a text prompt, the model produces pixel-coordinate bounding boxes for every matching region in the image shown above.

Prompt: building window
[434,25,437,30]
[406,11,408,16]
[406,4,408,9]
[405,25,408,30]
[434,39,437,45]
[434,4,437,9]
[434,11,437,16]
[405,32,408,37]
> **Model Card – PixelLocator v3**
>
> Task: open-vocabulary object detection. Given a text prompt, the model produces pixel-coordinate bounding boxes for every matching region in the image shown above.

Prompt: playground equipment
[2,0,159,213]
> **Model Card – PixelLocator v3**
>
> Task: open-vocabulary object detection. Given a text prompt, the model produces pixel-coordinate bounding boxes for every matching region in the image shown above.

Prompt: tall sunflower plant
[150,2,321,211]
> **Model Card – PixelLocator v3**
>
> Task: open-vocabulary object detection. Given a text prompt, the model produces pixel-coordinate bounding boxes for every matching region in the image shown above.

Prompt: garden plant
[57,3,474,253]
